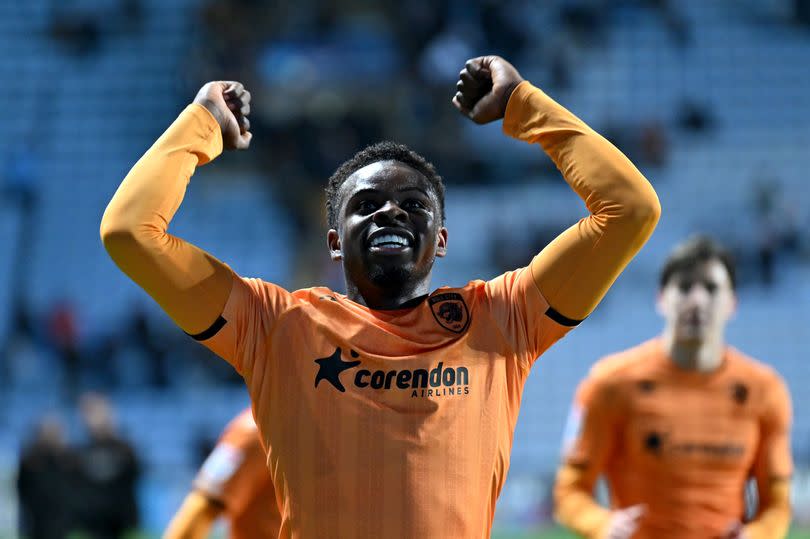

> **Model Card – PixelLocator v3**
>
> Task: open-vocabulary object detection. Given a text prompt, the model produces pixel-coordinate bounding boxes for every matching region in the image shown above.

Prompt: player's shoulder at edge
[726,346,788,389]
[232,409,258,431]
[588,339,658,382]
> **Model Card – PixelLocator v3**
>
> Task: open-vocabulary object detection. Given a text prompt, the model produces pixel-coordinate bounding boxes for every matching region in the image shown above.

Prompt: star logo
[314,347,361,392]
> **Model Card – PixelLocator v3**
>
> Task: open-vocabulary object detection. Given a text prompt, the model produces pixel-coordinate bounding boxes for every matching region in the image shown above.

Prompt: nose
[684,284,711,306]
[372,200,408,225]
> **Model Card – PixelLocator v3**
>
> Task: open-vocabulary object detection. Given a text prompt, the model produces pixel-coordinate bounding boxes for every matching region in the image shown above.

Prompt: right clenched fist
[193,81,252,150]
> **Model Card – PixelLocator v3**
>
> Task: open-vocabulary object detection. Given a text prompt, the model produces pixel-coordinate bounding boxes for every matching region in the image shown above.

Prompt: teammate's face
[327,161,447,291]
[657,259,736,343]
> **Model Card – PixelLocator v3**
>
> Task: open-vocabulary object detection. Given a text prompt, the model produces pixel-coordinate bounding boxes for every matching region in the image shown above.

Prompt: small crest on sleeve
[428,292,470,333]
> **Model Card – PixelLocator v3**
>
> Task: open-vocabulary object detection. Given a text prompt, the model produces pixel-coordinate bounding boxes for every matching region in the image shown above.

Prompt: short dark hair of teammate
[659,235,736,290]
[325,141,446,230]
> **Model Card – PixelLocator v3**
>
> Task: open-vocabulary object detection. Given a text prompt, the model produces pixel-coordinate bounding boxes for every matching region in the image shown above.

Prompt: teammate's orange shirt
[200,267,571,538]
[194,409,279,539]
[564,339,792,539]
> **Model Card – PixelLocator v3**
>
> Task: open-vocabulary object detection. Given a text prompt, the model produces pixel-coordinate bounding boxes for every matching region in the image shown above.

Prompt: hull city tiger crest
[429,292,470,333]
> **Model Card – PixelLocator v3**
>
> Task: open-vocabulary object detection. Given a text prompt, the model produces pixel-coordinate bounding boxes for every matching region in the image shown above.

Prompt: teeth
[370,234,409,247]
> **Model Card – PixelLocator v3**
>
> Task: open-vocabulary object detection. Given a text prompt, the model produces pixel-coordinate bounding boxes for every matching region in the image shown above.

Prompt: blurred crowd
[2,297,242,402]
[17,394,140,539]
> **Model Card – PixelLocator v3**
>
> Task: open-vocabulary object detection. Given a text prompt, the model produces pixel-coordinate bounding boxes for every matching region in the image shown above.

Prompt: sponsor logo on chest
[314,347,470,398]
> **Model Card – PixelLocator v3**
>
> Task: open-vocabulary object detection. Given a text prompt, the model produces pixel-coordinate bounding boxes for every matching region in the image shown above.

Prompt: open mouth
[368,231,413,253]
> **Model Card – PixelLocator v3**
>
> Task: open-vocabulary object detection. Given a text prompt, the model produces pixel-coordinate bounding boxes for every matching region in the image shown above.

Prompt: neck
[345,278,431,310]
[661,329,725,372]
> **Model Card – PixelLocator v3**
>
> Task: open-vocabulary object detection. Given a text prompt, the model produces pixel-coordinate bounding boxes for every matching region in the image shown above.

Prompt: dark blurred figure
[749,177,800,286]
[794,0,810,25]
[128,309,168,388]
[47,300,81,400]
[73,393,140,539]
[49,12,101,56]
[677,99,715,133]
[752,179,780,286]
[644,0,690,46]
[639,120,669,168]
[17,415,76,539]
[559,1,607,47]
[1,299,35,388]
[3,142,41,343]
[601,118,669,169]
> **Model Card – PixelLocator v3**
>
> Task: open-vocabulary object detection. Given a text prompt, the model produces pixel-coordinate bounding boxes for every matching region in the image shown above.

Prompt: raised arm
[454,56,660,324]
[100,82,252,336]
[553,378,644,539]
[163,491,221,539]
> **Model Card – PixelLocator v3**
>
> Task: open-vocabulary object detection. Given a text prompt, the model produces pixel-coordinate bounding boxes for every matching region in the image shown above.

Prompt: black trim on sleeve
[545,306,583,327]
[187,316,227,341]
[193,488,226,509]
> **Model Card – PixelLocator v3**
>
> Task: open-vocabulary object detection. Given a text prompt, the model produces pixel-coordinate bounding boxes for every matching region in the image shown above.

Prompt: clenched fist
[452,56,524,124]
[604,505,646,539]
[193,81,252,150]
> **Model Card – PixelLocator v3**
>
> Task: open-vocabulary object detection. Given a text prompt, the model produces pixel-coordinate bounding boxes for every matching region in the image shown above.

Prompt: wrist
[195,99,227,133]
[501,78,525,116]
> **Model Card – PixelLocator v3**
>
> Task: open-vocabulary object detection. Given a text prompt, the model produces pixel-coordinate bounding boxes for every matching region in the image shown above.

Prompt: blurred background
[1,0,809,537]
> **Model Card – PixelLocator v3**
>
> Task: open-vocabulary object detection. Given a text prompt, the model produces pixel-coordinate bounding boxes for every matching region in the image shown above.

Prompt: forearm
[504,82,660,320]
[163,491,220,539]
[554,464,611,539]
[100,104,233,334]
[503,82,659,220]
[745,480,791,539]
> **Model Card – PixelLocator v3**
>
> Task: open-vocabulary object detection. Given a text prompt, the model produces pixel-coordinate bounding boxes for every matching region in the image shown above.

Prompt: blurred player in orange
[554,236,792,539]
[100,54,660,537]
[163,409,278,539]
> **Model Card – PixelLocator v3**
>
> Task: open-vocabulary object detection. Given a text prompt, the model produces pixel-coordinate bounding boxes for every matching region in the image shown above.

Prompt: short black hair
[325,141,446,230]
[659,235,736,290]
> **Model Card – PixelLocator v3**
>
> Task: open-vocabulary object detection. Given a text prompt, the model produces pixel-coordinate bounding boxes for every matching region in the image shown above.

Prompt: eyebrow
[348,186,431,200]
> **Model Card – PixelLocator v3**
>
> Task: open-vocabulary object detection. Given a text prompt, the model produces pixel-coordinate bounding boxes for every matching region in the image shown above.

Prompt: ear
[727,292,739,319]
[654,289,666,317]
[327,229,342,261]
[435,227,449,258]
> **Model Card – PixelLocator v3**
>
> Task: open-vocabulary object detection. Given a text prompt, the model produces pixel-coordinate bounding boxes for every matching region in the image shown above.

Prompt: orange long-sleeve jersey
[554,339,793,539]
[193,409,279,539]
[101,81,659,538]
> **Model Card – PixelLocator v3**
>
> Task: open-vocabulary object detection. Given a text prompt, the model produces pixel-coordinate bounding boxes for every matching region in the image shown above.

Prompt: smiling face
[327,160,447,299]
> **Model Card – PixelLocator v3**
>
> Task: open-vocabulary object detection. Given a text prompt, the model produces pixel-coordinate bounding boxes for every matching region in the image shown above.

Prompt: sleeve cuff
[181,103,224,165]
[502,80,543,139]
[502,81,590,144]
